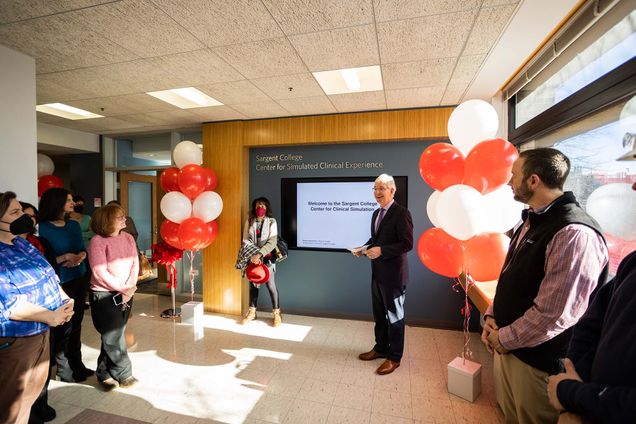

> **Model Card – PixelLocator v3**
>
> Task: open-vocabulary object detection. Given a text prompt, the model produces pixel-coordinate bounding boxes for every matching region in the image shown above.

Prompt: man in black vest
[481,148,608,424]
[354,174,413,375]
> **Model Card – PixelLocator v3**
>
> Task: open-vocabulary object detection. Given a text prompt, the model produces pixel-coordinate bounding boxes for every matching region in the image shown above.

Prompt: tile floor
[48,294,503,424]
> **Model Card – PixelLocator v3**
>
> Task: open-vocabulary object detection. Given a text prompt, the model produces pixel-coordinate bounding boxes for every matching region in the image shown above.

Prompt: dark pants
[371,280,406,363]
[29,334,54,424]
[0,332,49,424]
[249,271,279,309]
[53,275,90,381]
[89,291,133,382]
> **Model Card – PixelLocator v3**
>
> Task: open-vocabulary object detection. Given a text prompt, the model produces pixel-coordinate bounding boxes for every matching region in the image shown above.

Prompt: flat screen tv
[281,176,408,252]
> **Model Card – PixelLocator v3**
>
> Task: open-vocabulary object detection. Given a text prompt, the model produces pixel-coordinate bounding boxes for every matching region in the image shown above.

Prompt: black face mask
[0,214,35,236]
[74,204,85,214]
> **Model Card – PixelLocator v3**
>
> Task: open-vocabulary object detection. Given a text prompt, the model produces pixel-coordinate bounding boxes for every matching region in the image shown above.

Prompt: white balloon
[37,154,55,177]
[448,99,499,156]
[481,185,524,233]
[587,183,636,241]
[160,191,192,224]
[192,191,223,223]
[173,140,202,169]
[436,184,487,240]
[426,191,442,227]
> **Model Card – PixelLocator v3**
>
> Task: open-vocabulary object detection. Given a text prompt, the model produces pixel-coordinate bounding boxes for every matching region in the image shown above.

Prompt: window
[520,95,636,273]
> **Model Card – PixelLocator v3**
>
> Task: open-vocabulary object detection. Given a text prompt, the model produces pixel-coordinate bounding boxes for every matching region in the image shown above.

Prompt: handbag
[274,237,288,263]
[138,252,153,280]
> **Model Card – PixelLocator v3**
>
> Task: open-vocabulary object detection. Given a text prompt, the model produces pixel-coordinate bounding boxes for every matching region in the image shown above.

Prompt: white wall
[38,122,99,152]
[0,45,37,204]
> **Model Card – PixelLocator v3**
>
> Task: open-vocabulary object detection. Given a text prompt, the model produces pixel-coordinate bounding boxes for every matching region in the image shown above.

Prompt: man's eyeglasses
[372,187,388,193]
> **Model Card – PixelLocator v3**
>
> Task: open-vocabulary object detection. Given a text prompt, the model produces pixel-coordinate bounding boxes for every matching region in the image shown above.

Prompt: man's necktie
[375,208,386,233]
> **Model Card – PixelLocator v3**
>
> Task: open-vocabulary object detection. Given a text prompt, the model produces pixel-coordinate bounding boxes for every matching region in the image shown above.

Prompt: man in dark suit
[354,173,413,375]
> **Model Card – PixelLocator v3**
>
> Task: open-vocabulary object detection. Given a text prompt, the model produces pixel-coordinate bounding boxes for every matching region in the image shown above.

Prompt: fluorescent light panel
[36,103,103,120]
[313,65,383,95]
[146,87,222,109]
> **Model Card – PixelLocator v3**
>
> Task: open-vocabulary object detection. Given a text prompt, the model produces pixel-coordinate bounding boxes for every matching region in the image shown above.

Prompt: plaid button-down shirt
[0,237,63,337]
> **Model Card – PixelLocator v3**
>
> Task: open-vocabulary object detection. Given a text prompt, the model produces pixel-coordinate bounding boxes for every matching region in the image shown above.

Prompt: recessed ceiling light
[36,103,104,120]
[146,87,223,109]
[313,65,383,95]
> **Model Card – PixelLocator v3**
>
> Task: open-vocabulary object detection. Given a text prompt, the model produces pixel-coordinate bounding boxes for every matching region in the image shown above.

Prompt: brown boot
[272,308,282,327]
[241,307,257,324]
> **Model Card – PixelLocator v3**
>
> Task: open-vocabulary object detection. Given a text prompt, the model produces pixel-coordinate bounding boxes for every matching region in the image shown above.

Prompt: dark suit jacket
[365,201,413,290]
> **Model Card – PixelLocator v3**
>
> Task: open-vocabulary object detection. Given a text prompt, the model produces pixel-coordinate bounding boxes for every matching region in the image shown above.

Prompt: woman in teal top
[39,188,93,383]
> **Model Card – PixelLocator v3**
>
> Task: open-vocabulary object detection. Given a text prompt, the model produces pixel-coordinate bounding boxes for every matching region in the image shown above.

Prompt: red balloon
[419,143,465,191]
[178,217,208,251]
[604,233,636,275]
[203,168,218,192]
[418,228,464,278]
[160,167,180,192]
[178,164,207,200]
[464,233,510,281]
[38,175,64,197]
[464,138,518,194]
[160,220,182,249]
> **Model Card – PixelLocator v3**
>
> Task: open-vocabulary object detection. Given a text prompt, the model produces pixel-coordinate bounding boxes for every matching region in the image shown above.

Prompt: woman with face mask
[18,202,59,423]
[0,191,73,424]
[68,195,94,249]
[38,188,93,383]
[241,197,282,327]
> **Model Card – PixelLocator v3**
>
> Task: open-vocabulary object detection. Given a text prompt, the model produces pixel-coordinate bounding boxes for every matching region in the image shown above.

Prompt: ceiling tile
[0,13,139,74]
[37,69,138,100]
[59,116,141,132]
[214,37,308,79]
[73,0,204,58]
[188,106,246,122]
[463,5,517,55]
[100,60,188,92]
[382,57,455,90]
[441,83,468,105]
[196,80,271,105]
[482,0,519,6]
[329,91,386,112]
[262,0,372,35]
[0,0,114,24]
[385,86,445,109]
[277,96,336,115]
[132,110,202,126]
[36,78,86,103]
[450,54,486,84]
[252,73,324,100]
[151,0,283,47]
[146,50,243,86]
[289,24,379,72]
[65,94,178,117]
[231,100,290,119]
[377,11,475,63]
[373,0,479,22]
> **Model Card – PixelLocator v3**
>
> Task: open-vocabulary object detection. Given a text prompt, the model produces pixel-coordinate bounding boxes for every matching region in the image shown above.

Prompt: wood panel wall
[201,107,453,314]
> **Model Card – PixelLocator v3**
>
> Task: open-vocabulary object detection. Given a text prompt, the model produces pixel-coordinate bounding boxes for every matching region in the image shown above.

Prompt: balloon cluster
[417,100,523,281]
[159,141,223,251]
[37,154,64,196]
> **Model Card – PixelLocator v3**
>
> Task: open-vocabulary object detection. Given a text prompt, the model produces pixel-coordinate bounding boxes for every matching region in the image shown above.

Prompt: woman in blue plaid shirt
[0,191,73,424]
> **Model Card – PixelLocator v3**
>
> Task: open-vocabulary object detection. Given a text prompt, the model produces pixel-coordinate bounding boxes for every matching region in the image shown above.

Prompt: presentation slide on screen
[297,182,377,249]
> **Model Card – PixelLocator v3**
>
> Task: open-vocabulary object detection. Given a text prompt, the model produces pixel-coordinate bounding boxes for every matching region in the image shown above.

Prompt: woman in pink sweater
[87,203,139,391]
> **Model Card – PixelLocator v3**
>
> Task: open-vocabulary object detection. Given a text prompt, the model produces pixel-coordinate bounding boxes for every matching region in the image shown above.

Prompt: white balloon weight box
[181,301,204,325]
[448,357,482,402]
